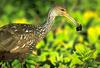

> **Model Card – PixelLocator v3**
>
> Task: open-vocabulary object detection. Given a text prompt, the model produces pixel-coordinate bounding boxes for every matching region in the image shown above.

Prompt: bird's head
[50,6,82,31]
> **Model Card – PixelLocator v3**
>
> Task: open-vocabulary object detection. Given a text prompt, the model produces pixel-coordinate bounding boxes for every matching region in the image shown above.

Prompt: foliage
[0,0,100,68]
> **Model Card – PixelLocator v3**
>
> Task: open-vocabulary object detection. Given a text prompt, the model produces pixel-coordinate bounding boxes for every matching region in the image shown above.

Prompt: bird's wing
[0,30,15,51]
[0,24,35,53]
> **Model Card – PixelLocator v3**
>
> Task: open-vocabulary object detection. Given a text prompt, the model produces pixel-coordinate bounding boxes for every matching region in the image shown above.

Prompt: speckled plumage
[0,15,55,61]
[0,23,50,61]
[0,6,82,62]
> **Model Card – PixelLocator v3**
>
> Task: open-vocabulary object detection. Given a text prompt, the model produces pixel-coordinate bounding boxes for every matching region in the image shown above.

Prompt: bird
[0,6,82,62]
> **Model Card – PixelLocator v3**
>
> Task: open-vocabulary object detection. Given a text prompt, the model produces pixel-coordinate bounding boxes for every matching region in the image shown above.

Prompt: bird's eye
[61,9,65,11]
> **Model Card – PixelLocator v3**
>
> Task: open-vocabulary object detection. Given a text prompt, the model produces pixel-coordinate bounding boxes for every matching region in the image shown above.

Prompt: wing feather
[0,24,35,53]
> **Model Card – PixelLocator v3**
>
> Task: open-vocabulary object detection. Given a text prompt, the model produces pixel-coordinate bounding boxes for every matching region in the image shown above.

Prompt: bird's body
[0,12,55,61]
[0,6,82,62]
[0,23,49,61]
[0,24,35,61]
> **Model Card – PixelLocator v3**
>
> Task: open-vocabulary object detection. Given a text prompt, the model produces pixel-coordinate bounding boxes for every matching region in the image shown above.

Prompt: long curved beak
[64,14,82,31]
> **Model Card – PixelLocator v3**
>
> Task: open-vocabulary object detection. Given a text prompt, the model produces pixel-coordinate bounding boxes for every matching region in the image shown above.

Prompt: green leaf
[70,53,83,67]
[87,27,98,44]
[12,60,21,68]
[4,4,14,15]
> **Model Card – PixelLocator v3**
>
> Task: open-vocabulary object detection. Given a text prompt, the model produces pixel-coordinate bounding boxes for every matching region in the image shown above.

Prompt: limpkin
[0,6,82,62]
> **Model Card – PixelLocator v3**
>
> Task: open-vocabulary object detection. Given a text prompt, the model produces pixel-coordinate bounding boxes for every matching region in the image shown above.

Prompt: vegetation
[0,0,100,68]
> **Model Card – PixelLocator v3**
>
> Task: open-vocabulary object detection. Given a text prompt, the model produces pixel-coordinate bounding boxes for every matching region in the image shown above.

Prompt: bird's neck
[35,10,56,41]
[44,15,55,31]
[43,9,57,32]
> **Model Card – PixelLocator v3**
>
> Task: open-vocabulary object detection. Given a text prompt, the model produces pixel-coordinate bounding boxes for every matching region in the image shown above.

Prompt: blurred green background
[0,0,100,68]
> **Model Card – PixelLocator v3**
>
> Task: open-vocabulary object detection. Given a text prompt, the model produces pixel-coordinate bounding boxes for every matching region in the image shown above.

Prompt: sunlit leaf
[87,27,98,43]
